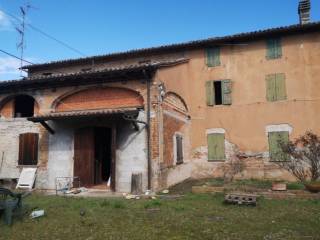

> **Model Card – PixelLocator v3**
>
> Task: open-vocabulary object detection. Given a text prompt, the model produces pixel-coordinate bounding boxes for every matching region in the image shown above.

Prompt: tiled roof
[28,108,140,122]
[22,21,320,70]
[0,58,188,91]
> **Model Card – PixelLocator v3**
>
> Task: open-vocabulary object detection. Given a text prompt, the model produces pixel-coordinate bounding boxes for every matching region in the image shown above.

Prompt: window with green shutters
[266,73,287,102]
[206,80,232,106]
[206,47,221,67]
[266,38,282,59]
[268,131,290,161]
[207,133,226,161]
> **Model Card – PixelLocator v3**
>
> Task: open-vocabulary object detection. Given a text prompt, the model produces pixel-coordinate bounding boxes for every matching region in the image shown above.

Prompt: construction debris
[30,210,45,219]
[224,193,258,206]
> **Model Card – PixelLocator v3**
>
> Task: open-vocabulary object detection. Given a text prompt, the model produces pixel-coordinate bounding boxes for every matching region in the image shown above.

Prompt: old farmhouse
[0,3,319,192]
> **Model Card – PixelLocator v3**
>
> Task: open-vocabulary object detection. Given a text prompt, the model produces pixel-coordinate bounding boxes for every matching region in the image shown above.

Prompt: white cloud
[0,57,26,80]
[0,9,13,31]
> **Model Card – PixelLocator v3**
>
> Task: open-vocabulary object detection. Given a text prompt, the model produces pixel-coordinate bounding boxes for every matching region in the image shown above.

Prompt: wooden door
[74,128,95,186]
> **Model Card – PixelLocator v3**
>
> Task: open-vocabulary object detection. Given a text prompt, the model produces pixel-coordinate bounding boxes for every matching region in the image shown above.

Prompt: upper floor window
[14,95,35,118]
[0,95,37,119]
[206,47,221,67]
[266,73,287,102]
[266,38,282,60]
[206,80,232,106]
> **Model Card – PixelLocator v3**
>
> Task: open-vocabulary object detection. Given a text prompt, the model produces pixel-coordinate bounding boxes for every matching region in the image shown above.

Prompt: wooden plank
[74,128,95,186]
[18,133,38,165]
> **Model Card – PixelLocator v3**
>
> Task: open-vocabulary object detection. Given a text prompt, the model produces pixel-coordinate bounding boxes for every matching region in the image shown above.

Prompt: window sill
[206,65,221,68]
[208,159,226,162]
[206,105,231,108]
[266,56,282,60]
[16,165,38,168]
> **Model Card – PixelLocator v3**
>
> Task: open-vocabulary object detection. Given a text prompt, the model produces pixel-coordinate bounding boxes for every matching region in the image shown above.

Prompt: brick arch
[0,94,39,118]
[54,87,144,112]
[163,91,188,113]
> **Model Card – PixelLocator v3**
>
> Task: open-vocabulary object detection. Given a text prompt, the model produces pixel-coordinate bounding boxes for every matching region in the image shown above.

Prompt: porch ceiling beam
[39,120,55,134]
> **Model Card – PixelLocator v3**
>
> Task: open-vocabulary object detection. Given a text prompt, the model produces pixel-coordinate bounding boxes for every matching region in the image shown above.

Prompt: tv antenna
[15,2,34,76]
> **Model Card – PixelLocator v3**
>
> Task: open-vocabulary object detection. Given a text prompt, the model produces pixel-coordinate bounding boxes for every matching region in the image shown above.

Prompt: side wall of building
[156,32,320,183]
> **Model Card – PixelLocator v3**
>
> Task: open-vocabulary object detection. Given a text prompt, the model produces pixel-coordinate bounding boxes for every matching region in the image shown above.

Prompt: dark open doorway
[94,127,112,185]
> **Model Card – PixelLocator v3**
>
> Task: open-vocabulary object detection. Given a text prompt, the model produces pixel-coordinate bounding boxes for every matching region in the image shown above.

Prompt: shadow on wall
[117,122,146,151]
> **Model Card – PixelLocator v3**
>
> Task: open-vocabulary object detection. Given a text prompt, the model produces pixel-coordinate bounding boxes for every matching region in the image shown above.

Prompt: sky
[0,0,319,80]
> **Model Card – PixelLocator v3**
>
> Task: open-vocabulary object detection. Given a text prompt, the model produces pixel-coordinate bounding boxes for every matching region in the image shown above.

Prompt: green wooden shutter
[206,81,215,106]
[268,131,289,161]
[266,74,276,101]
[274,38,282,58]
[266,38,282,59]
[206,47,220,67]
[208,133,225,161]
[206,48,213,67]
[222,79,232,105]
[275,73,286,100]
[266,39,275,59]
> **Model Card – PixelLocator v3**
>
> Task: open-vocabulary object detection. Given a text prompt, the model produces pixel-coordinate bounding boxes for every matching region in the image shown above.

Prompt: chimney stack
[298,0,311,24]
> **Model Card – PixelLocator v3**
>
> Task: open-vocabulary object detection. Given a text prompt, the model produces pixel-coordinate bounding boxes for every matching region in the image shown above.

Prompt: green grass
[1,193,320,240]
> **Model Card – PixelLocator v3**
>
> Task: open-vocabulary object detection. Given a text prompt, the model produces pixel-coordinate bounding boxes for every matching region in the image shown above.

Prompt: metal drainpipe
[143,69,152,190]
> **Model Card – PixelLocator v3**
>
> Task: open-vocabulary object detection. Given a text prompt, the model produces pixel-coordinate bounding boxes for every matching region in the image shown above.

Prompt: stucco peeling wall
[44,121,74,189]
[0,118,40,179]
[116,111,148,193]
[191,140,295,181]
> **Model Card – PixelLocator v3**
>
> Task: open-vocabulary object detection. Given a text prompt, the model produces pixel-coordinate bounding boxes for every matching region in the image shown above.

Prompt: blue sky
[0,0,319,80]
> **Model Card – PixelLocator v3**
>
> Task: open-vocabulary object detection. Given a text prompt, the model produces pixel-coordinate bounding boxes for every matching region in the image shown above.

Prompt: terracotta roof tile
[28,108,140,122]
[22,21,320,70]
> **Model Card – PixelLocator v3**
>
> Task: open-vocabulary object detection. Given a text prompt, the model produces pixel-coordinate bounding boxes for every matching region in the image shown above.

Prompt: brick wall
[55,87,144,112]
[163,114,184,167]
[0,99,14,118]
[0,98,40,118]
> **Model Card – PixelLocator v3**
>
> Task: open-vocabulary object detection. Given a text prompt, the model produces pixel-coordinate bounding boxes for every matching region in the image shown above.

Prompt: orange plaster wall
[157,32,320,153]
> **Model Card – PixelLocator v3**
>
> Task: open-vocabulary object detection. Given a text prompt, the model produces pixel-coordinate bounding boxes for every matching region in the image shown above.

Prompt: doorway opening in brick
[94,127,112,188]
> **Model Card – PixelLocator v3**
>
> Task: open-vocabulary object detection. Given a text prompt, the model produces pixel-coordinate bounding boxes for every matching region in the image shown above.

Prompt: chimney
[298,0,311,24]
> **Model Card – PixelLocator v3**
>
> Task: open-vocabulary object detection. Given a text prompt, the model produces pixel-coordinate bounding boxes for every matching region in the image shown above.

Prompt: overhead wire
[0,48,34,65]
[2,9,87,58]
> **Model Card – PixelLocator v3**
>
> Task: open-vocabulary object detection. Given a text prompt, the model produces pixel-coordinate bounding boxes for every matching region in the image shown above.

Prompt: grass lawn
[1,193,320,240]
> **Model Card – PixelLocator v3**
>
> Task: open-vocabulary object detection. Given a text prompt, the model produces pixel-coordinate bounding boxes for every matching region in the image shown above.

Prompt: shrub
[277,131,320,182]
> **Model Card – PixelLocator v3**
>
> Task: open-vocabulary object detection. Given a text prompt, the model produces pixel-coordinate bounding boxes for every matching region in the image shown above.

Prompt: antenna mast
[16,3,31,76]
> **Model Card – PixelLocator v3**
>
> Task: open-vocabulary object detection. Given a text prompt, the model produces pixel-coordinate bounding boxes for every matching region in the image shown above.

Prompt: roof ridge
[22,21,320,70]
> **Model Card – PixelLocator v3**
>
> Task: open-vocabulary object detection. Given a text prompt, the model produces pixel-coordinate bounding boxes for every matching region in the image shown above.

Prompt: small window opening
[14,95,35,118]
[175,134,183,165]
[214,81,222,105]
